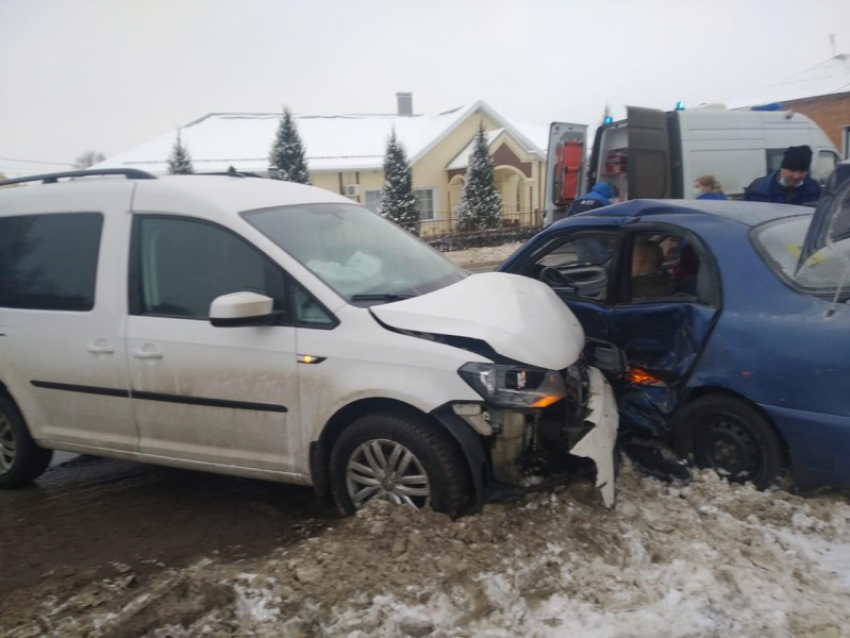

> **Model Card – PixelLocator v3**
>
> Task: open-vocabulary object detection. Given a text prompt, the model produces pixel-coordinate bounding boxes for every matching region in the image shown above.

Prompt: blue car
[500,162,850,490]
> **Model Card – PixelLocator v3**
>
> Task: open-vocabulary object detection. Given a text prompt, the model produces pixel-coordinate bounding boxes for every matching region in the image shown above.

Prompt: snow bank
[442,242,522,267]
[6,468,850,638]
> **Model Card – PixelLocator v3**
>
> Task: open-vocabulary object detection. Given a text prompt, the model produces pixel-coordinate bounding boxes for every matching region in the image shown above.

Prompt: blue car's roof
[558,199,811,229]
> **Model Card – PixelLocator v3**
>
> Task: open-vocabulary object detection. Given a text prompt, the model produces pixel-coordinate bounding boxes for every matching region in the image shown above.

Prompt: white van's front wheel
[346,439,432,509]
[330,411,469,518]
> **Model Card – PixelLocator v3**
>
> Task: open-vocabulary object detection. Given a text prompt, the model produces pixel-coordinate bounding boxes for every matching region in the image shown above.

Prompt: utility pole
[830,33,837,57]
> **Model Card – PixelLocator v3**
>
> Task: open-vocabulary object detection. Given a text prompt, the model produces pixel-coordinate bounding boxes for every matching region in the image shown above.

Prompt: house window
[364,189,382,213]
[414,188,436,221]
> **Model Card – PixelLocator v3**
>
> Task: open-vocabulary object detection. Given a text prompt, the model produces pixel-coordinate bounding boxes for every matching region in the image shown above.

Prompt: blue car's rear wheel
[685,395,784,490]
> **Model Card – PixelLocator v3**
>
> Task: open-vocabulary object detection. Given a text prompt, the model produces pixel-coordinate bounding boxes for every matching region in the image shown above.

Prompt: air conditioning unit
[345,184,360,197]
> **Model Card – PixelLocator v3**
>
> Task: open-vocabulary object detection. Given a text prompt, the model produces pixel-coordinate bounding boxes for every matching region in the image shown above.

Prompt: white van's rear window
[0,213,103,311]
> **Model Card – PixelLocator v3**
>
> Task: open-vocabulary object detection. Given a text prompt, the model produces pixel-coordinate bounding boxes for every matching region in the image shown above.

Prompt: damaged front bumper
[435,365,619,508]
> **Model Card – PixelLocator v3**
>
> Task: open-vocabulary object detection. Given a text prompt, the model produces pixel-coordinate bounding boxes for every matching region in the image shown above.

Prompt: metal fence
[417,207,543,237]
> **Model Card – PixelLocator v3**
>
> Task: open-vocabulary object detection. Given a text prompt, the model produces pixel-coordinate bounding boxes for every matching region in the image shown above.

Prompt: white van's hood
[370,272,584,370]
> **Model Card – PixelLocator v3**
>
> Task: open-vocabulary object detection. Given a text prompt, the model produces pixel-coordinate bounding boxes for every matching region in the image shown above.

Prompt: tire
[683,395,783,490]
[330,411,470,518]
[0,393,53,489]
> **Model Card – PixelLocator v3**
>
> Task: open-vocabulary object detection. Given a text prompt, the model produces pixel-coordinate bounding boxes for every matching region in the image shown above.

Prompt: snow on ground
[442,242,522,268]
[5,467,850,638]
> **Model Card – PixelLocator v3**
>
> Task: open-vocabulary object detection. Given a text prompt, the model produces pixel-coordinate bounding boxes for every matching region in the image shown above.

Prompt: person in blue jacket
[566,182,615,217]
[566,183,616,264]
[694,175,727,200]
[744,145,821,205]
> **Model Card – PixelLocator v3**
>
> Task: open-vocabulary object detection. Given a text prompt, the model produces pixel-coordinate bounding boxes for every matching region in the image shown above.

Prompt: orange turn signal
[530,394,565,409]
[625,367,666,387]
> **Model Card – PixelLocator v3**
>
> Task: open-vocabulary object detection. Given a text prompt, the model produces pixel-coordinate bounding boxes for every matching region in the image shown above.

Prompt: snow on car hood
[371,272,584,370]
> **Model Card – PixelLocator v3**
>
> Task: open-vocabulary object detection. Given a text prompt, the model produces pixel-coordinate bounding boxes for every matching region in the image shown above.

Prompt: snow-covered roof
[94,101,547,175]
[728,53,850,108]
[446,129,506,170]
[508,119,550,154]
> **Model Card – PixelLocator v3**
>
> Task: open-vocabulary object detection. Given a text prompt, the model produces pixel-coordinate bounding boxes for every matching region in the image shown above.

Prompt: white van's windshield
[244,203,467,304]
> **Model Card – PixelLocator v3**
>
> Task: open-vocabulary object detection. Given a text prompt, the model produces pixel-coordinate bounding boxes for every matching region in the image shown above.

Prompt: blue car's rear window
[752,215,850,299]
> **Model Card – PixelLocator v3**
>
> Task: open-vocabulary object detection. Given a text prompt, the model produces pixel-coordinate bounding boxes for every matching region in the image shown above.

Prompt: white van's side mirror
[209,292,280,327]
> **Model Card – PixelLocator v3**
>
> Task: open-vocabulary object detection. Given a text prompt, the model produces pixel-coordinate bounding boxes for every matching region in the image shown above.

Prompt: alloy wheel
[0,413,17,473]
[346,439,431,509]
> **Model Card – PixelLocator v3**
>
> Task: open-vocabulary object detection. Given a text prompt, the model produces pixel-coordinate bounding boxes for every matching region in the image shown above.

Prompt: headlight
[459,362,567,409]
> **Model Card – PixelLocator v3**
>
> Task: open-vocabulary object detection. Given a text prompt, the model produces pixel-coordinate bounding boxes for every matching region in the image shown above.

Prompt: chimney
[396,92,413,116]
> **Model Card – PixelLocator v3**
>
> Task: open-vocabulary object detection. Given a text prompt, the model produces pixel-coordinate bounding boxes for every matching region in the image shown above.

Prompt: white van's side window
[815,151,840,182]
[0,213,103,311]
[292,285,336,327]
[132,216,287,320]
[766,149,786,174]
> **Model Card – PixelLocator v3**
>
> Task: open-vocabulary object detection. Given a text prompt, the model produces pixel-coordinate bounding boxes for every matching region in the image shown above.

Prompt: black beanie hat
[781,145,813,171]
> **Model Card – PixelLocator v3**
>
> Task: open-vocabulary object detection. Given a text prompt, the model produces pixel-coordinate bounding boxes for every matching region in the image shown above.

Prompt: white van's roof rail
[0,168,157,187]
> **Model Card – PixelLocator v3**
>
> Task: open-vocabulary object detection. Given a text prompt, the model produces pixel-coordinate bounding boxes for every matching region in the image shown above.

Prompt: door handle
[132,349,163,360]
[86,344,115,354]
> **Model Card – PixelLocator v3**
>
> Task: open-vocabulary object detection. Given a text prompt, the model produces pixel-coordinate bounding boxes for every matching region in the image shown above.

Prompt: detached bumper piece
[568,367,619,506]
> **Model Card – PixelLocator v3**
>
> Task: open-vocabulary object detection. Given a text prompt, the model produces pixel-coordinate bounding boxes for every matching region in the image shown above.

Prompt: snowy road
[49,450,78,467]
[442,242,521,272]
[461,261,503,273]
[3,466,848,637]
[0,455,336,610]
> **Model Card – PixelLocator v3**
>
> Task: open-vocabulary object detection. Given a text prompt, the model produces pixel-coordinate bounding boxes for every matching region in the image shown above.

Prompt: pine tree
[269,108,310,184]
[378,129,418,234]
[167,130,194,174]
[74,151,106,169]
[456,123,502,231]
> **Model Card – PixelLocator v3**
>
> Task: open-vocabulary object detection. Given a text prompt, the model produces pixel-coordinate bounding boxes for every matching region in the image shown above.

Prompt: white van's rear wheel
[0,413,16,472]
[0,394,53,489]
[330,411,469,518]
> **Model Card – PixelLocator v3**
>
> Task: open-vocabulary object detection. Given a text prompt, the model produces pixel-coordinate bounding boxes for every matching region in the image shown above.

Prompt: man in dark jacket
[566,182,615,216]
[568,183,615,263]
[744,146,821,205]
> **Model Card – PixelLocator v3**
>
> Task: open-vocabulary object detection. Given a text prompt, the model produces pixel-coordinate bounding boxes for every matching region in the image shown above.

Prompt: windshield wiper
[350,293,415,303]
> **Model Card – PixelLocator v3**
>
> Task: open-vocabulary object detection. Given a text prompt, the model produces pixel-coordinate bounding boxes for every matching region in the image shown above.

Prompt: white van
[0,170,618,515]
[545,106,842,224]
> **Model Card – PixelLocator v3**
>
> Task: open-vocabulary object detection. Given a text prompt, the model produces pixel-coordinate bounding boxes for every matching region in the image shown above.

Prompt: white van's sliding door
[627,107,672,199]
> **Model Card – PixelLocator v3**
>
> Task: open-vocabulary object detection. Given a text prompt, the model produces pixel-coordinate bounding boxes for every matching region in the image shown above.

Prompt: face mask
[778,176,800,189]
[694,187,703,196]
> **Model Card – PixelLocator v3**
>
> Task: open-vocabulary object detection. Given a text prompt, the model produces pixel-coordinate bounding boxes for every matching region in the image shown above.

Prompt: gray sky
[1,0,848,177]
